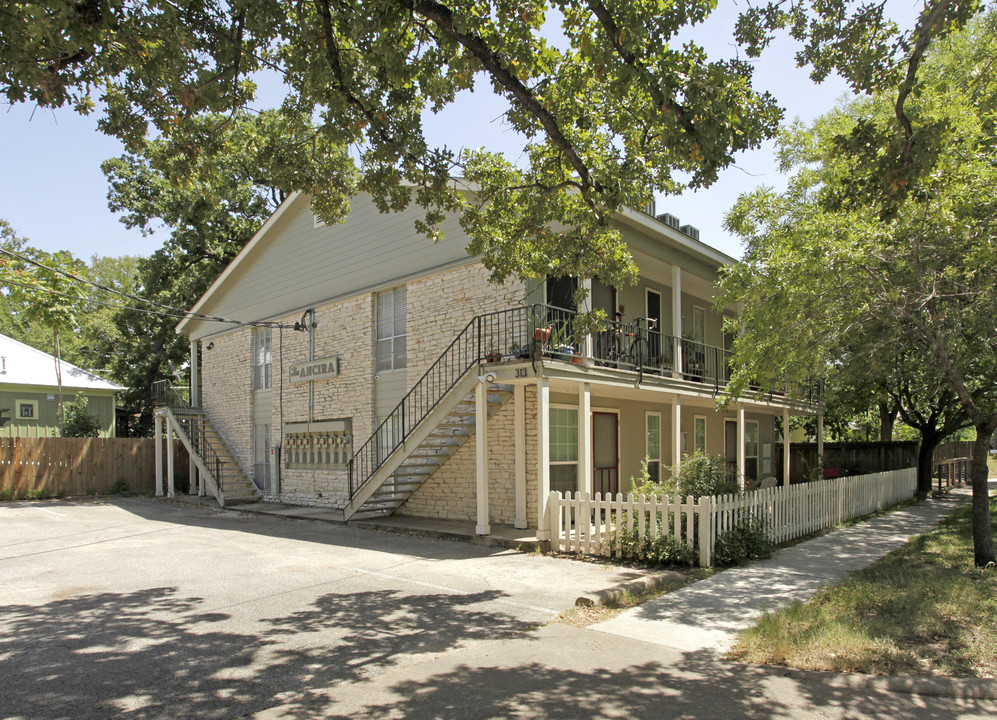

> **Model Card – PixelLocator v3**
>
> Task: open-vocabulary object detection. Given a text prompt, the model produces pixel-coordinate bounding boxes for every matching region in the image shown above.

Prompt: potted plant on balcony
[485,347,503,363]
[548,323,575,361]
[508,342,531,360]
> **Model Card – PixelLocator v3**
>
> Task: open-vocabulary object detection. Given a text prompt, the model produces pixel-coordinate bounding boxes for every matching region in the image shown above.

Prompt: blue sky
[0,4,917,262]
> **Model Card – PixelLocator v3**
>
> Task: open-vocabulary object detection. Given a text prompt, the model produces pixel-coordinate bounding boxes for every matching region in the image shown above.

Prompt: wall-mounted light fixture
[206,342,215,350]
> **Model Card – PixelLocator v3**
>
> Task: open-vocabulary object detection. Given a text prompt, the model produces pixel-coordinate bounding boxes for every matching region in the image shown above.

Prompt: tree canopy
[10,0,975,287]
[719,9,997,565]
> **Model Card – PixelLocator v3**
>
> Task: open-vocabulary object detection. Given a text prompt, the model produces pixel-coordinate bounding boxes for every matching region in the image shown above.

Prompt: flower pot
[485,352,502,363]
[534,326,551,343]
[512,347,531,359]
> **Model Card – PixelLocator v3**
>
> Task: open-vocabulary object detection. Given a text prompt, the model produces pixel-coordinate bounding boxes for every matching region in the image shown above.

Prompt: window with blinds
[253,327,272,390]
[375,287,407,372]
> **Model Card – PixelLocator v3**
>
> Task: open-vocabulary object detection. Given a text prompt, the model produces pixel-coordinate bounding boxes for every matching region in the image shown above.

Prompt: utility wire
[0,248,296,330]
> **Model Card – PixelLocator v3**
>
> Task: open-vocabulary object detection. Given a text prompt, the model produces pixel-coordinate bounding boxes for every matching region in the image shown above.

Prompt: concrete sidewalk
[589,487,973,656]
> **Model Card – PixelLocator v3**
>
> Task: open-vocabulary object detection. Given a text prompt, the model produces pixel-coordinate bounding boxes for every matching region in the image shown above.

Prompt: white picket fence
[548,467,917,567]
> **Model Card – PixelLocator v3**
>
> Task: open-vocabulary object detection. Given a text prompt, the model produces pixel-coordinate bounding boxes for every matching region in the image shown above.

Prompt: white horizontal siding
[187,194,472,339]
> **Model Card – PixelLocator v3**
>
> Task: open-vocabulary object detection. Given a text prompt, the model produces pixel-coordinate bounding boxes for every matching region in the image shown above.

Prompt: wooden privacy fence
[779,442,917,483]
[0,437,189,497]
[933,441,972,491]
[549,467,917,567]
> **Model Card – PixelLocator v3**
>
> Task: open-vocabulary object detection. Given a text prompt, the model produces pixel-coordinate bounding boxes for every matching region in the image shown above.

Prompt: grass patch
[727,501,997,677]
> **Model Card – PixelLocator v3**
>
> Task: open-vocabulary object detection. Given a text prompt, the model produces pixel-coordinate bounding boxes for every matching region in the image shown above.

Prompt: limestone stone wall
[406,263,526,387]
[399,385,539,528]
[201,327,254,474]
[200,260,529,514]
[266,294,375,507]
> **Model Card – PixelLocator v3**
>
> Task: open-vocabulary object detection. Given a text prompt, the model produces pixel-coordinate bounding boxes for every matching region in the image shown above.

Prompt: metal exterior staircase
[346,307,530,521]
[152,381,261,507]
[348,381,514,519]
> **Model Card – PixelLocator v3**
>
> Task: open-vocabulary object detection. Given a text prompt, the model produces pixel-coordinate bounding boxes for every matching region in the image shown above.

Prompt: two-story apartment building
[162,191,816,537]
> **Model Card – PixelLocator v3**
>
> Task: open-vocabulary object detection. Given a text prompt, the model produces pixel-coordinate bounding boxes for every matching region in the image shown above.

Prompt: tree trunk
[54,329,64,435]
[970,421,996,568]
[916,430,941,497]
[879,400,896,442]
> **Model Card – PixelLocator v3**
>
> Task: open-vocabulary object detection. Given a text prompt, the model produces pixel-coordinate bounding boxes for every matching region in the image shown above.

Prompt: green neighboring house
[0,334,123,438]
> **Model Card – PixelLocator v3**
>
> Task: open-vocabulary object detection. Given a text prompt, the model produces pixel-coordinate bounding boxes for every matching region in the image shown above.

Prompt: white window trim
[645,288,661,321]
[549,404,579,467]
[16,399,38,421]
[746,420,759,460]
[375,287,407,372]
[694,415,707,454]
[253,327,273,390]
[645,411,661,464]
[692,304,707,342]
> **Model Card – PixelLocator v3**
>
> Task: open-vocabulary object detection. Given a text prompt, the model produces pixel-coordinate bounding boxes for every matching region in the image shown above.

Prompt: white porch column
[190,339,200,406]
[475,380,490,535]
[536,377,551,540]
[671,265,683,379]
[578,383,592,494]
[166,421,175,498]
[737,404,746,490]
[817,411,825,471]
[154,413,164,497]
[673,395,682,474]
[783,407,791,488]
[189,339,200,496]
[514,384,527,529]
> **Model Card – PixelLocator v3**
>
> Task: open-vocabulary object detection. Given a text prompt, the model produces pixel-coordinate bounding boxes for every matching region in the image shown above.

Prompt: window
[253,327,272,390]
[645,412,661,483]
[549,407,578,495]
[376,287,407,372]
[692,306,706,342]
[745,420,759,481]
[694,416,707,454]
[17,400,37,420]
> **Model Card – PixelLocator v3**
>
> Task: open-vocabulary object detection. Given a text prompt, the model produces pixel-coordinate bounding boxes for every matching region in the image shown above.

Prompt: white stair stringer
[160,406,261,508]
[345,377,515,521]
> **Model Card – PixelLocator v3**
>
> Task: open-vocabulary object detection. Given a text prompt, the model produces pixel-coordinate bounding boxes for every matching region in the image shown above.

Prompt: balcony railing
[532,304,733,391]
[529,304,820,402]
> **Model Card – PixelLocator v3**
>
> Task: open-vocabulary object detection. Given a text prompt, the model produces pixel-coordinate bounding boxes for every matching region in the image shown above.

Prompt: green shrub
[62,393,102,438]
[24,488,51,501]
[713,514,772,567]
[665,452,739,499]
[609,516,697,567]
[0,487,14,501]
[85,487,99,496]
[109,478,129,495]
[628,457,667,497]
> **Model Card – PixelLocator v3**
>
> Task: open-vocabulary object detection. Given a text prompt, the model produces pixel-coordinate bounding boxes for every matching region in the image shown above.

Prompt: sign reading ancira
[289,356,340,384]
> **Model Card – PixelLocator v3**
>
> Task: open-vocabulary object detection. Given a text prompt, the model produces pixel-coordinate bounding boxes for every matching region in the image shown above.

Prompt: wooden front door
[593,412,619,496]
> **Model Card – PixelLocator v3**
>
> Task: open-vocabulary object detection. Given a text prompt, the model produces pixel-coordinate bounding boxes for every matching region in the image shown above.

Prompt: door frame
[591,408,620,496]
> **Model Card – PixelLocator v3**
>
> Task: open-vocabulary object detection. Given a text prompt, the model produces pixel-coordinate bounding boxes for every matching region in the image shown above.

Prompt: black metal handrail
[348,306,530,501]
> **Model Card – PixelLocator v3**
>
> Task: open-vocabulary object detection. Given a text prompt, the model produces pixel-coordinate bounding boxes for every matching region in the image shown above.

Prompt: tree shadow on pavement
[290,651,993,720]
[0,585,531,720]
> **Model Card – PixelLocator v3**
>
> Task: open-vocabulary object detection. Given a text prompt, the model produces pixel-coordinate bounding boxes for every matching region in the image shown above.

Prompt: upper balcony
[486,304,819,407]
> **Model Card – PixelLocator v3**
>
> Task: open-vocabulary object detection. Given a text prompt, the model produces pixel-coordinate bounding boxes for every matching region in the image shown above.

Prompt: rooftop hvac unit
[680,224,700,241]
[640,200,656,216]
[657,213,681,229]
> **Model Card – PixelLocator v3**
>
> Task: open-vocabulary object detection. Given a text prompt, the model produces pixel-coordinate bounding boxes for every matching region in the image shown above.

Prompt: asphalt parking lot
[0,498,644,720]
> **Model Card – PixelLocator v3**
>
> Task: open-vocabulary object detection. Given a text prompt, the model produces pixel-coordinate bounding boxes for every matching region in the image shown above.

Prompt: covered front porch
[466,357,820,539]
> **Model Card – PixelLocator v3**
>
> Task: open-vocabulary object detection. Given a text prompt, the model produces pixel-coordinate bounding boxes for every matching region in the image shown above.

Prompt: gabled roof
[0,334,124,392]
[176,190,737,339]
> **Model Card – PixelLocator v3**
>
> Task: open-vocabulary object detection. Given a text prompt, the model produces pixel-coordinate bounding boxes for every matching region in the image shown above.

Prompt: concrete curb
[576,570,687,607]
[799,667,997,701]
